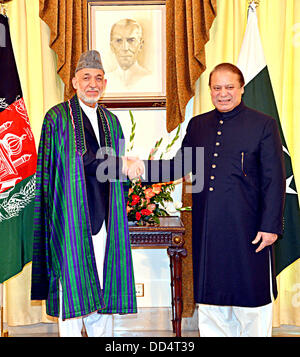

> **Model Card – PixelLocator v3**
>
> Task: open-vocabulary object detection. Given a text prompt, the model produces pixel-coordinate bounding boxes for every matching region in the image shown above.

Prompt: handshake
[122,156,145,180]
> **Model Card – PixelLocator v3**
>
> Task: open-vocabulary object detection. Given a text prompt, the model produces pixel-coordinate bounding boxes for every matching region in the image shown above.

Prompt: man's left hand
[252,231,278,253]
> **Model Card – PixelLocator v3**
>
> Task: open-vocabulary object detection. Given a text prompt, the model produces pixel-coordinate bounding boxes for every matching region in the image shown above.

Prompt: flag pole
[1,0,13,338]
[0,283,8,337]
[0,284,8,337]
[0,283,2,336]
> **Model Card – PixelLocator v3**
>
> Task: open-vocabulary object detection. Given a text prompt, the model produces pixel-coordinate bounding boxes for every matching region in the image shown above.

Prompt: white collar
[78,98,98,116]
[78,98,100,144]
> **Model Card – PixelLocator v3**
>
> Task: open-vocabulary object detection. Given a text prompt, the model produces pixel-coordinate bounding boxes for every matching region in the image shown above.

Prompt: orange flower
[144,188,156,199]
[126,205,133,214]
[152,184,162,194]
[153,181,174,187]
[147,203,156,212]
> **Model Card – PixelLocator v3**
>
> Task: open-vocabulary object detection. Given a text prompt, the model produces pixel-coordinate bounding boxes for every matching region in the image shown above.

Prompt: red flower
[136,212,141,221]
[131,194,140,206]
[141,209,152,216]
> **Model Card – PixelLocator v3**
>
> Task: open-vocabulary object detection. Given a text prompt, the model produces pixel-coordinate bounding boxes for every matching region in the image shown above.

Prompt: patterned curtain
[39,0,88,100]
[166,0,217,133]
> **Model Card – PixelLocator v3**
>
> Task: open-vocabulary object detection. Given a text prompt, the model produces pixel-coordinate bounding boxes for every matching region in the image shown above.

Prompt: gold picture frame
[87,0,166,108]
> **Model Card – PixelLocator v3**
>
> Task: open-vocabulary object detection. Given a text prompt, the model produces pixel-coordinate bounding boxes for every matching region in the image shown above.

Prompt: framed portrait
[87,0,166,108]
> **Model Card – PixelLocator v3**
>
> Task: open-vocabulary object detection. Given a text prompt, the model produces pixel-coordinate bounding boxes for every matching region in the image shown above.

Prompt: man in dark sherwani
[139,63,285,337]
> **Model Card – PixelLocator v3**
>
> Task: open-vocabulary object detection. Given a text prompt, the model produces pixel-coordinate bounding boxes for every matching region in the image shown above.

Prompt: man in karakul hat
[31,50,139,337]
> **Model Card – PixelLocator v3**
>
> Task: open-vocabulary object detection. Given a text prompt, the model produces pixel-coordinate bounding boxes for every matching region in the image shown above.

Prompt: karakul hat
[75,50,105,73]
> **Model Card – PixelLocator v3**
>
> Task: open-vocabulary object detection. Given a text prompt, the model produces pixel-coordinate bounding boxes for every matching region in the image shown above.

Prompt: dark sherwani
[145,101,285,307]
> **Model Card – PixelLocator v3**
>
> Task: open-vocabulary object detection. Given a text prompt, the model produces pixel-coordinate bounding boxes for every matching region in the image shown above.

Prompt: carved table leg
[167,246,187,337]
[169,254,175,333]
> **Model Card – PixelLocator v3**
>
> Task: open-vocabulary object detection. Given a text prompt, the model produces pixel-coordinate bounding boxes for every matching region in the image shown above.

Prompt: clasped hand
[122,156,145,180]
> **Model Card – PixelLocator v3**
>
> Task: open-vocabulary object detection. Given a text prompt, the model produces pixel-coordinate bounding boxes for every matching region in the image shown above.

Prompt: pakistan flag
[0,14,37,283]
[237,4,300,274]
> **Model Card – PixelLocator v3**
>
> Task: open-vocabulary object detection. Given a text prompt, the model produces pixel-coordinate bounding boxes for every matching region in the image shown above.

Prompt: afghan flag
[237,3,300,275]
[0,14,37,283]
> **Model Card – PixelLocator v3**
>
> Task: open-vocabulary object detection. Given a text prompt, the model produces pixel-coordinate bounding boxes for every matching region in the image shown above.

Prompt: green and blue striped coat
[31,95,136,319]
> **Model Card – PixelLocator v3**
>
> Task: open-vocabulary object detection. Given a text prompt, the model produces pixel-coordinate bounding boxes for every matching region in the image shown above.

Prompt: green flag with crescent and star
[237,3,300,275]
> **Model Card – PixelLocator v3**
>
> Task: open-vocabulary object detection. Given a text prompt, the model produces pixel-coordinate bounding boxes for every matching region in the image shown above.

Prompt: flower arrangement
[126,111,191,226]
[127,180,175,226]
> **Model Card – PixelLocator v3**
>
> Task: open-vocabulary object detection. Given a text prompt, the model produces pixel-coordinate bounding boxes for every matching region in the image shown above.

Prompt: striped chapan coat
[31,94,136,319]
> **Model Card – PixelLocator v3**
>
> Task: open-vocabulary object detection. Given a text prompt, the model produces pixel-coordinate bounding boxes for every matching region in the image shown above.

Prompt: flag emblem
[0,13,37,282]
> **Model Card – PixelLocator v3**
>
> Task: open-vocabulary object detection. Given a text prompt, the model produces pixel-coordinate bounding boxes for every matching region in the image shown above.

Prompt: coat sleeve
[31,115,54,300]
[259,118,286,235]
[142,118,198,184]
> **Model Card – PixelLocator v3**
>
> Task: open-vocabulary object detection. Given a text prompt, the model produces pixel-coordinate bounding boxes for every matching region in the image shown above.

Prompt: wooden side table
[129,216,186,337]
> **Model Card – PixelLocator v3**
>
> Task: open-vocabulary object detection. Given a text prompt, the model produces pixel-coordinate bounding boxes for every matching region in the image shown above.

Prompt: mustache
[87,87,100,92]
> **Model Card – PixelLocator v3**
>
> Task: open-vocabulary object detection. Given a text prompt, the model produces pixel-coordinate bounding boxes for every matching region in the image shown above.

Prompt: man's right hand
[122,156,145,180]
